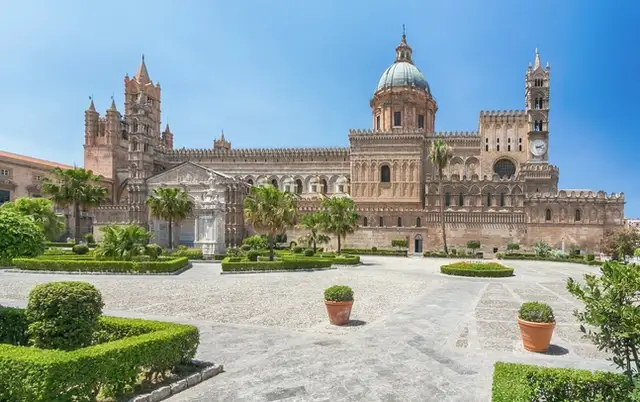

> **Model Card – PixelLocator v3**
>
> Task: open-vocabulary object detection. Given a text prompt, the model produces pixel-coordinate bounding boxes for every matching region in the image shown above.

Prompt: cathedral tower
[525,49,550,163]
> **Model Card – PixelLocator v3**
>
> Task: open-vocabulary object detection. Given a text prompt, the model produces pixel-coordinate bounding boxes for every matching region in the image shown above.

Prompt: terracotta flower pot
[324,300,353,325]
[517,317,555,352]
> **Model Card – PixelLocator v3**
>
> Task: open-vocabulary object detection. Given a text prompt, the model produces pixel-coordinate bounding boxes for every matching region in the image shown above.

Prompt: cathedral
[86,33,625,254]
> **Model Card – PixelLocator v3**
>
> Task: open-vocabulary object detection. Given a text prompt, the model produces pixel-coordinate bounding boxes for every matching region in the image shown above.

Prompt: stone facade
[0,150,93,239]
[84,34,626,254]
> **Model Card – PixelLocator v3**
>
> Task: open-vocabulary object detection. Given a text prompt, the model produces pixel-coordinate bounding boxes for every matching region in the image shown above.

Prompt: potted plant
[517,301,555,352]
[324,285,354,325]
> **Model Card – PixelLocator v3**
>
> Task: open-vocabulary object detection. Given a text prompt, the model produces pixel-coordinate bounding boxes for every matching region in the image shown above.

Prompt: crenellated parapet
[526,190,625,202]
[433,131,479,137]
[94,205,130,224]
[479,110,527,123]
[166,147,350,162]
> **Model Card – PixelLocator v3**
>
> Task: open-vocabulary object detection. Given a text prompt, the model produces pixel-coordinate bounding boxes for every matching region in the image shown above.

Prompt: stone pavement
[0,257,616,401]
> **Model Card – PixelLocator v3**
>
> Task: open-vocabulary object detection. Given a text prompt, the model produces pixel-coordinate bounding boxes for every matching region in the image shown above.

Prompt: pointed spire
[220,129,225,141]
[87,96,96,112]
[108,95,118,112]
[395,25,413,64]
[135,54,151,84]
[163,123,172,133]
[534,48,541,70]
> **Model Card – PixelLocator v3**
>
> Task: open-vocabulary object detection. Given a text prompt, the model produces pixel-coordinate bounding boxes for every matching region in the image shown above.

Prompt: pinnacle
[134,54,151,84]
[87,98,96,112]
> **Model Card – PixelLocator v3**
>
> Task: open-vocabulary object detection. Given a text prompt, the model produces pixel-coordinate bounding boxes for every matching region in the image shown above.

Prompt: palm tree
[42,167,108,242]
[146,187,194,250]
[244,185,297,261]
[429,139,453,254]
[0,197,64,240]
[320,197,359,254]
[297,211,330,253]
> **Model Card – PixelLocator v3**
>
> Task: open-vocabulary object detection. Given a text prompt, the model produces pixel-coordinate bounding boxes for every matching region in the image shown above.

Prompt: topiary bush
[246,250,259,262]
[0,208,46,265]
[371,246,378,252]
[324,285,354,302]
[72,243,89,255]
[518,301,555,323]
[586,253,595,262]
[26,281,104,350]
[144,243,162,260]
[303,248,314,257]
[292,246,303,253]
[440,261,513,277]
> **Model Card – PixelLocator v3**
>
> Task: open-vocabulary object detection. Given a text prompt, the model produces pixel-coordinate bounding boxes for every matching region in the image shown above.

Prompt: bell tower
[525,49,550,163]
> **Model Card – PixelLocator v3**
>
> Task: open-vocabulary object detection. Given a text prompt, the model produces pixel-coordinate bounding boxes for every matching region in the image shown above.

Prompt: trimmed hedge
[423,250,484,259]
[330,255,361,265]
[341,248,407,257]
[221,257,333,272]
[0,308,199,402]
[0,307,28,346]
[440,261,514,277]
[12,256,189,273]
[492,362,632,402]
[496,252,603,266]
[45,241,97,248]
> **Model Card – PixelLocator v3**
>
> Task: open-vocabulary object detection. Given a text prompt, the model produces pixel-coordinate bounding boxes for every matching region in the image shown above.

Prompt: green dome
[376,61,431,95]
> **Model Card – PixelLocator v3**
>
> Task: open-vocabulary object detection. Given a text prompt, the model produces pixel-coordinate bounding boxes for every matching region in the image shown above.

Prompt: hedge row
[423,251,484,259]
[440,261,514,277]
[168,248,226,260]
[221,257,333,272]
[0,308,28,346]
[45,242,97,248]
[496,253,603,266]
[341,248,407,257]
[330,255,361,265]
[0,308,199,402]
[12,257,189,273]
[492,362,632,401]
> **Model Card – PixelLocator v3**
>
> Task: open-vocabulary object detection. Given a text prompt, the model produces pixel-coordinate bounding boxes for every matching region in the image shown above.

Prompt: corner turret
[213,130,231,150]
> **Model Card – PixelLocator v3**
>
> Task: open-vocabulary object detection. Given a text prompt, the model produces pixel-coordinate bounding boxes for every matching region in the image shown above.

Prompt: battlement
[433,131,479,137]
[479,110,527,123]
[348,128,426,135]
[527,190,625,202]
[166,147,350,161]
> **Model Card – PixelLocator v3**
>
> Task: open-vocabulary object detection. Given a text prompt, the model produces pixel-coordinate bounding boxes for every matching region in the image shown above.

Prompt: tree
[146,187,194,249]
[0,197,64,240]
[96,224,152,260]
[601,227,640,261]
[0,208,46,263]
[534,241,552,257]
[429,139,453,254]
[42,167,108,242]
[466,240,481,253]
[567,261,640,383]
[320,197,359,254]
[244,185,297,261]
[506,243,520,254]
[297,212,330,254]
[391,239,407,250]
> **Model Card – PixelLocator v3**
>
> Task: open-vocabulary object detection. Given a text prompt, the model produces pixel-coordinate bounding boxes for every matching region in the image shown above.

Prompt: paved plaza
[0,257,616,401]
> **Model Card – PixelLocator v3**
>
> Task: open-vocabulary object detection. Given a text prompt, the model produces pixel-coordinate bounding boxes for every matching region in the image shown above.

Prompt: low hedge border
[221,267,337,275]
[496,253,604,266]
[221,257,333,273]
[492,362,632,402]
[45,242,97,248]
[341,248,407,257]
[423,251,484,259]
[440,261,514,277]
[10,257,190,275]
[0,309,204,402]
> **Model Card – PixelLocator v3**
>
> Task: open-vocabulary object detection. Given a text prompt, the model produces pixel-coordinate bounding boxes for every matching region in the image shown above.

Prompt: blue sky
[1,1,638,216]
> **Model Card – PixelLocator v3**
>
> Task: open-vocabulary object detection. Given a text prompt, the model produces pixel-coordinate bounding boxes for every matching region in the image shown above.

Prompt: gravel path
[0,257,616,401]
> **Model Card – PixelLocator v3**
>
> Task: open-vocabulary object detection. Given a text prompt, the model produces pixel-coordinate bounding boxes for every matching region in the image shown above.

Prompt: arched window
[363,217,368,227]
[445,192,451,207]
[247,179,254,185]
[499,192,505,207]
[545,209,552,221]
[379,216,384,227]
[574,209,581,222]
[380,165,391,183]
[321,179,328,194]
[493,159,516,178]
[271,179,278,189]
[416,217,421,227]
[397,217,402,227]
[458,193,464,207]
[295,179,303,194]
[486,193,492,207]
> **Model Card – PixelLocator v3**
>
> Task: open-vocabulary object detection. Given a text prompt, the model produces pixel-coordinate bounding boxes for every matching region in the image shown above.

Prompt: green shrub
[0,208,46,264]
[534,241,551,257]
[13,256,189,273]
[221,257,332,272]
[26,282,104,350]
[466,240,481,252]
[72,243,90,255]
[586,253,595,261]
[0,307,28,346]
[97,224,152,260]
[440,261,514,277]
[84,233,95,244]
[343,248,406,257]
[332,254,360,265]
[246,250,259,261]
[506,242,520,252]
[324,285,354,302]
[303,248,314,256]
[243,234,268,250]
[0,309,199,402]
[492,362,633,402]
[518,301,554,323]
[289,241,297,248]
[391,239,407,249]
[371,246,378,252]
[293,246,303,253]
[450,248,457,256]
[145,243,162,259]
[496,252,603,266]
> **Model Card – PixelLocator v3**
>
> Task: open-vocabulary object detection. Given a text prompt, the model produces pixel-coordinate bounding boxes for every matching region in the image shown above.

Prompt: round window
[493,159,516,178]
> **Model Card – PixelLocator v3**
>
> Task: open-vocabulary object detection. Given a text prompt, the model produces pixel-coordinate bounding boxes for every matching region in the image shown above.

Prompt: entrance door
[414,234,423,254]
